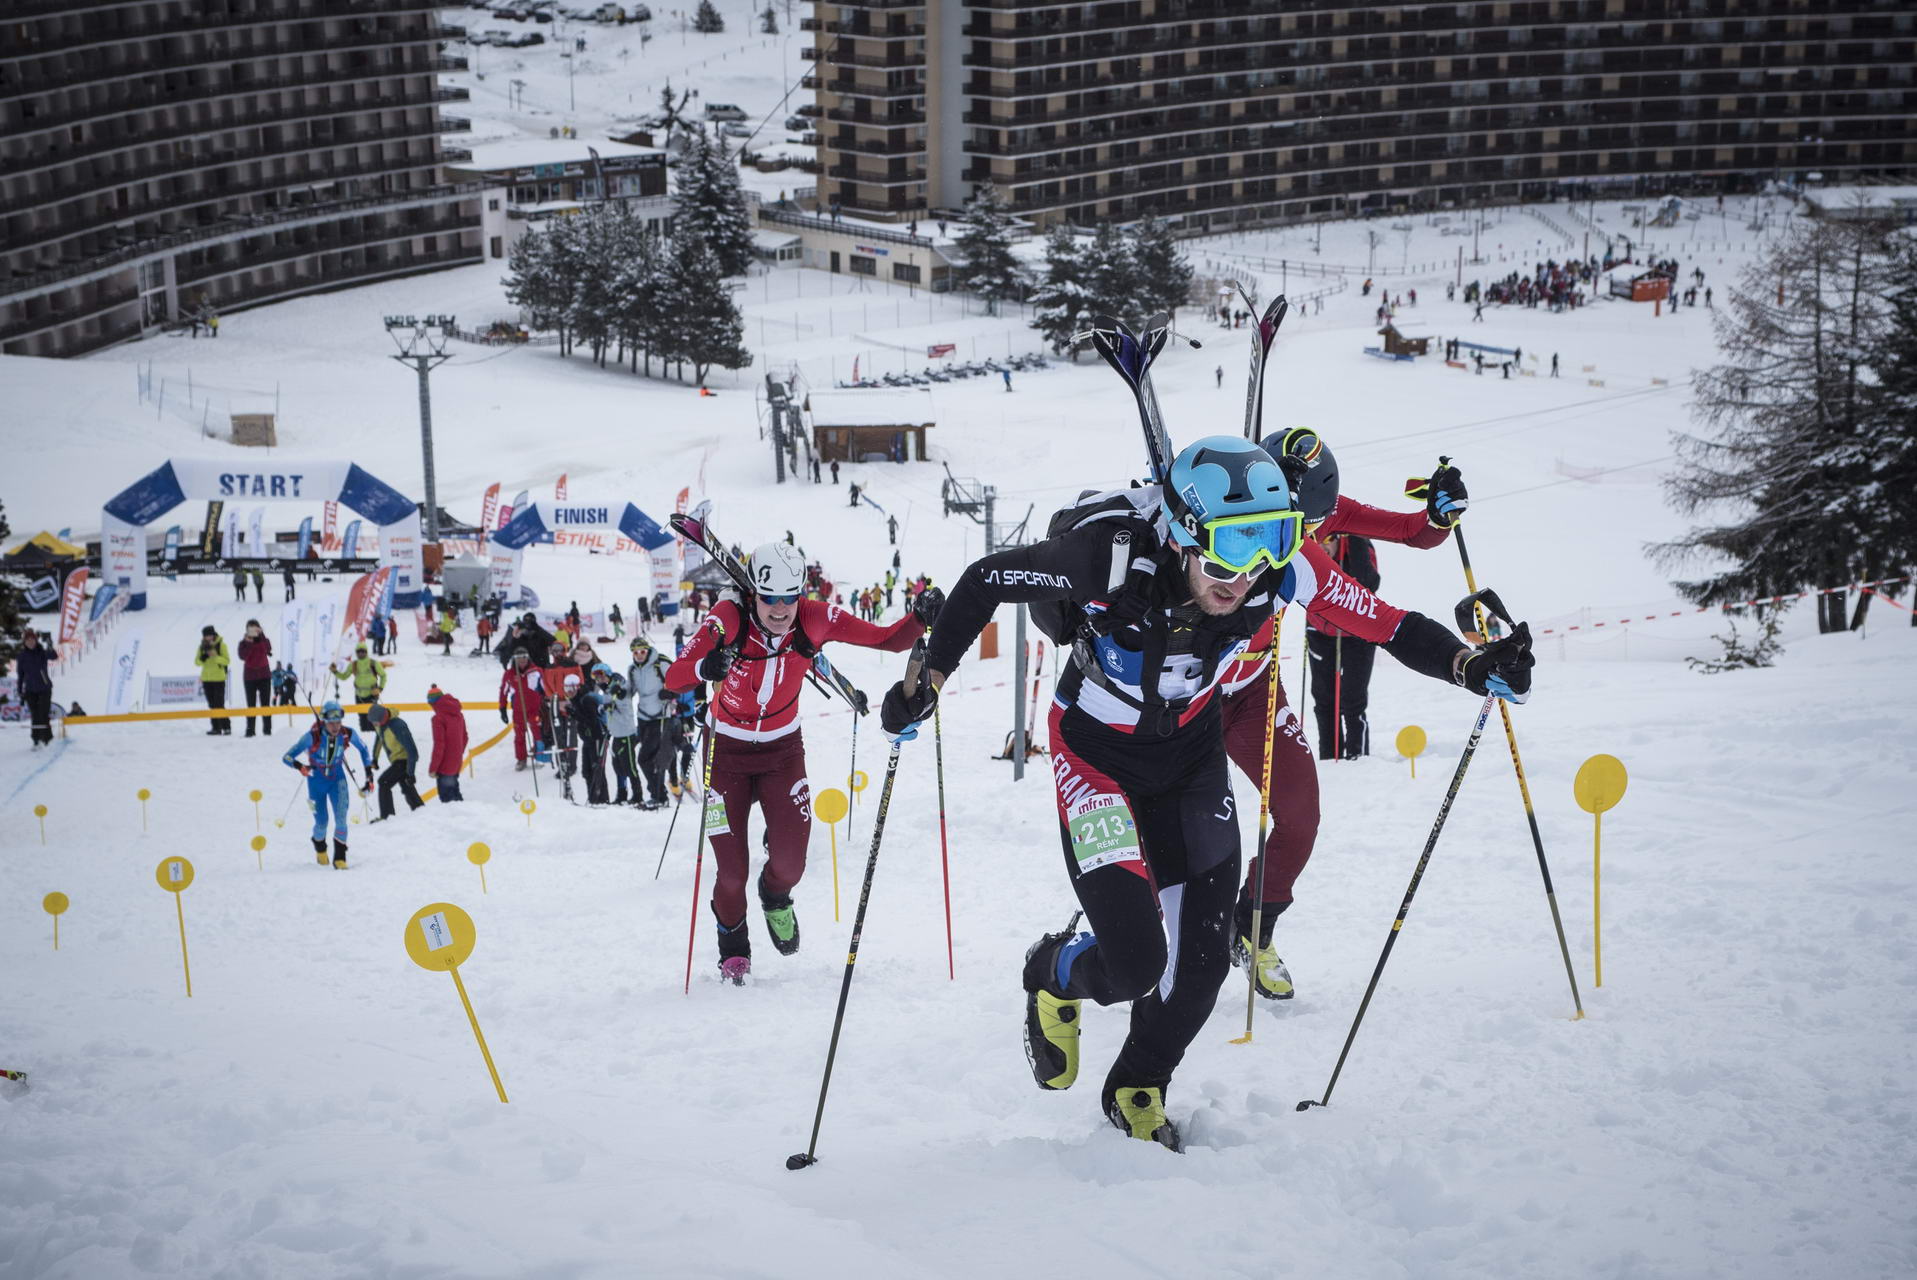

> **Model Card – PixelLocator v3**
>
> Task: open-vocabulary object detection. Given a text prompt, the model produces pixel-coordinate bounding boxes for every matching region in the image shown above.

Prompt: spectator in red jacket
[237,619,274,738]
[427,687,468,802]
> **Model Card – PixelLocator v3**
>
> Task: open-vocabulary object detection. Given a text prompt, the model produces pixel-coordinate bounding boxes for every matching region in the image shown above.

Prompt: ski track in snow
[5,187,1916,1275]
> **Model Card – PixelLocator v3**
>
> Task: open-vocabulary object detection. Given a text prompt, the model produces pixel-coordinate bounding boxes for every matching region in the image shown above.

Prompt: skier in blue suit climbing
[282,699,372,869]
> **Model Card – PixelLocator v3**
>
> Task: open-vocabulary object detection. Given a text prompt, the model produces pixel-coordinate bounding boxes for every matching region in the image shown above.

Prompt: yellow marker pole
[34,804,47,844]
[520,798,536,829]
[44,892,68,950]
[250,834,267,870]
[249,788,264,832]
[404,903,507,1103]
[814,788,850,923]
[468,842,491,895]
[138,788,151,833]
[1395,725,1428,780]
[1573,754,1629,989]
[155,857,196,997]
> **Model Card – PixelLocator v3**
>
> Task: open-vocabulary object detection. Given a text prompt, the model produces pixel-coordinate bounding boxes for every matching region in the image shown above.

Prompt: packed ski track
[6,188,1917,1277]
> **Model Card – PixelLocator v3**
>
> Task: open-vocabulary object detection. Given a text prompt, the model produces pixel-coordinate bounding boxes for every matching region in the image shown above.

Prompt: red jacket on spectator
[429,693,469,776]
[237,633,273,679]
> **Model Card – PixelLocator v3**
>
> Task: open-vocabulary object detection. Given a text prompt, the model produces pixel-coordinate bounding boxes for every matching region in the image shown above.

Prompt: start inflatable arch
[102,459,425,610]
[488,499,674,606]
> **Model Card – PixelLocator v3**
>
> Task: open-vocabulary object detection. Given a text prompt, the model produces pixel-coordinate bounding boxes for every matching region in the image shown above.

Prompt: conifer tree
[674,129,756,278]
[663,233,751,386]
[1030,226,1090,356]
[0,499,22,669]
[693,0,724,33]
[952,187,1025,316]
[1129,214,1194,317]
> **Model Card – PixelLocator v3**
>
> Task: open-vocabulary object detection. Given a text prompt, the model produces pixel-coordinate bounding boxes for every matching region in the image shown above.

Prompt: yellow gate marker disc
[155,856,196,893]
[467,842,492,866]
[1574,754,1629,814]
[814,788,849,825]
[405,902,478,971]
[1395,725,1427,758]
[43,892,68,916]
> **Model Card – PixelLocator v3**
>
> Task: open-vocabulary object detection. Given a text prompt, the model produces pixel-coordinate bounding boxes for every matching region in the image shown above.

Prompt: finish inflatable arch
[488,499,676,607]
[102,459,425,611]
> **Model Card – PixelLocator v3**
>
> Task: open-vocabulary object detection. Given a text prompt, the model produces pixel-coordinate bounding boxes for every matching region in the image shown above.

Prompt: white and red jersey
[1219,493,1447,694]
[667,597,921,743]
[499,661,546,715]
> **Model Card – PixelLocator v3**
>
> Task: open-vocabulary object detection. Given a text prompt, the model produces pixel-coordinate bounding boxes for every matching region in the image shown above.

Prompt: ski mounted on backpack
[667,513,870,716]
[1228,285,1290,444]
[1080,313,1177,484]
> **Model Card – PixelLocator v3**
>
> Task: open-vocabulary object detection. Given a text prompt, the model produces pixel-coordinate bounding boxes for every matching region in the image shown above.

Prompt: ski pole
[1298,689,1498,1113]
[1441,466,1584,1021]
[1232,639,1284,1043]
[273,776,305,828]
[1332,633,1343,760]
[788,641,926,1171]
[654,773,684,880]
[934,704,953,980]
[683,623,730,995]
[683,722,714,995]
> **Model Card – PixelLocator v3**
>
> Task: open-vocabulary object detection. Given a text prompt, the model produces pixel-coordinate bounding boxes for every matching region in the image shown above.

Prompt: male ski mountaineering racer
[1220,431,1468,1002]
[666,541,940,983]
[879,435,1532,1150]
[281,699,373,869]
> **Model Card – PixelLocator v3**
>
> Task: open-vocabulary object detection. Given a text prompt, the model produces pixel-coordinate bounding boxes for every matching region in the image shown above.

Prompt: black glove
[1459,623,1533,702]
[499,706,509,723]
[912,586,945,627]
[880,677,938,740]
[1424,463,1469,528]
[697,647,735,682]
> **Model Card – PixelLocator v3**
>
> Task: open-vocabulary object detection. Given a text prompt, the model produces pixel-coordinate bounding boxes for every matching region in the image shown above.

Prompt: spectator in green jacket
[196,624,232,735]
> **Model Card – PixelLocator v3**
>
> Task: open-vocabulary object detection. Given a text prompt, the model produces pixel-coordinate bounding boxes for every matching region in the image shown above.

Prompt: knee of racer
[1098,932,1169,1001]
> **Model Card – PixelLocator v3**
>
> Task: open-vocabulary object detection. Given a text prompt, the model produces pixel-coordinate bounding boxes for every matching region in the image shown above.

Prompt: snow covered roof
[455,137,664,176]
[1804,185,1917,217]
[750,228,802,251]
[805,389,936,426]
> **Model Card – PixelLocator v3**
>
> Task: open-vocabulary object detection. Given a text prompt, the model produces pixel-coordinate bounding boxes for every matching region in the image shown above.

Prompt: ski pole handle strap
[1454,588,1516,638]
[901,639,927,699]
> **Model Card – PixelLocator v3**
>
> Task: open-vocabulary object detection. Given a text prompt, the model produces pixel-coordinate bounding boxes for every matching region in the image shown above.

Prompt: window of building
[488,197,500,211]
[850,254,878,275]
[892,261,920,283]
[491,236,504,258]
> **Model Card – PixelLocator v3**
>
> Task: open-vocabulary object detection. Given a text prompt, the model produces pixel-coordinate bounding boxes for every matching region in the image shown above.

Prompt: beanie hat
[202,625,217,636]
[426,686,443,704]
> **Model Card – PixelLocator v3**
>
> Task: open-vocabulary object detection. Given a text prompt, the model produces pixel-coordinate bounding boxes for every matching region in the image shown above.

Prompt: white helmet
[747,541,806,596]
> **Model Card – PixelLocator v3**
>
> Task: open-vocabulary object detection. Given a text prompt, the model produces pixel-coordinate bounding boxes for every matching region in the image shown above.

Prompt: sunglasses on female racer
[758,592,800,606]
[1188,509,1305,582]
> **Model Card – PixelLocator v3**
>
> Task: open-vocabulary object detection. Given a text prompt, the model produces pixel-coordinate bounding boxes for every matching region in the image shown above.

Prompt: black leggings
[243,675,272,735]
[1307,630,1376,760]
[1045,705,1241,1090]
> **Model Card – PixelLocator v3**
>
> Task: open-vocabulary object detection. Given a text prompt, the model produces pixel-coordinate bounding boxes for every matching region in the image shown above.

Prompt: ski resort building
[0,0,483,358]
[445,139,673,261]
[803,0,1917,229]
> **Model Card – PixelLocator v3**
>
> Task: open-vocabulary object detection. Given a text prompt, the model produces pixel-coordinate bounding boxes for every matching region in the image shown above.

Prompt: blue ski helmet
[1261,427,1340,526]
[1165,433,1295,540]
[319,700,345,723]
[591,662,613,679]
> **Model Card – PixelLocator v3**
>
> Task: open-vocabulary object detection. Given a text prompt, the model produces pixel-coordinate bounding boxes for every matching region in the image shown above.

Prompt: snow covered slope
[6,196,1914,1279]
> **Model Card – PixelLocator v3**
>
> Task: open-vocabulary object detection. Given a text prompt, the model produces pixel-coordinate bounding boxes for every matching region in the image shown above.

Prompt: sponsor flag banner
[280,603,303,678]
[555,474,569,502]
[296,515,313,560]
[342,567,394,658]
[480,483,500,535]
[161,525,182,564]
[57,567,88,645]
[221,510,239,558]
[248,506,265,556]
[341,519,362,560]
[323,500,339,551]
[200,501,223,556]
[106,628,143,714]
[89,583,120,621]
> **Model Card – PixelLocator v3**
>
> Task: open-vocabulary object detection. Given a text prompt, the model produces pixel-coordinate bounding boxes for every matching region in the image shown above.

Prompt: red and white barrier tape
[1534,577,1911,636]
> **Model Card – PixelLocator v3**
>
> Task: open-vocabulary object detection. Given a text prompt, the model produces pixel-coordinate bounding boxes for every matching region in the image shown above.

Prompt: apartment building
[804,0,1917,228]
[0,0,483,358]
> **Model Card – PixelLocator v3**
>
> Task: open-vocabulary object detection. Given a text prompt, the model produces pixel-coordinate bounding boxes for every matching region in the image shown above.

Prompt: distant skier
[282,700,372,868]
[665,540,936,983]
[366,703,424,821]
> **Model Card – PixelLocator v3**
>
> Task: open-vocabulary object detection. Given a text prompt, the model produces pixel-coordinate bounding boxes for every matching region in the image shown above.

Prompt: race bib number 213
[1068,794,1140,873]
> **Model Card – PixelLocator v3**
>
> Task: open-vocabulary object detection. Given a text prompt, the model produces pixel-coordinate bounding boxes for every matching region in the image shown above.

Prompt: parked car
[703,102,748,122]
[784,113,809,132]
[720,121,752,138]
[627,4,652,20]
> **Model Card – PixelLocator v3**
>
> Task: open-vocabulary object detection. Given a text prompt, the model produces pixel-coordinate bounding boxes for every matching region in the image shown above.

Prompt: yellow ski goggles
[1192,509,1305,579]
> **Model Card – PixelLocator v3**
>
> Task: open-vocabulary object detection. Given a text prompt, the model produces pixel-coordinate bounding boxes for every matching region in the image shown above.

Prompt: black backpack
[1027,485,1168,645]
